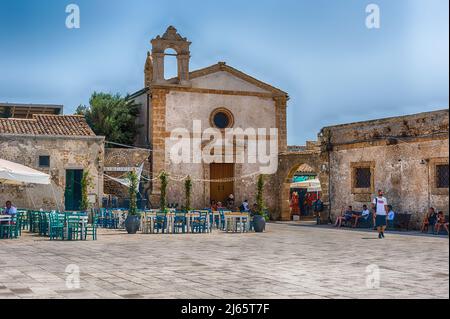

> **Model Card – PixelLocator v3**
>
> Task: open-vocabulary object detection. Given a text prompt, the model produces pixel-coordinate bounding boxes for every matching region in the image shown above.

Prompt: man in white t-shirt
[372,190,388,239]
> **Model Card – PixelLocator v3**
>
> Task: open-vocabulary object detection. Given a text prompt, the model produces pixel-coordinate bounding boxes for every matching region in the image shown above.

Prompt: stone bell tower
[147,26,191,86]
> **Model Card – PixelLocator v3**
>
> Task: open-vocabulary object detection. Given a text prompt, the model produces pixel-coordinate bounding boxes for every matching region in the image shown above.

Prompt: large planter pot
[125,215,140,234]
[253,215,266,233]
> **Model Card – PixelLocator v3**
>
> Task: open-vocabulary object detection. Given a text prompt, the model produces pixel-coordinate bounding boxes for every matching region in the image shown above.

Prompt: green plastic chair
[39,212,50,236]
[1,215,20,239]
[49,213,65,240]
[84,215,98,240]
[66,215,83,240]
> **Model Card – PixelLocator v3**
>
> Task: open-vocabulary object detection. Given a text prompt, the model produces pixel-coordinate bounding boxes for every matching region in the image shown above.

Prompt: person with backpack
[372,189,388,239]
[313,198,324,214]
[240,200,250,212]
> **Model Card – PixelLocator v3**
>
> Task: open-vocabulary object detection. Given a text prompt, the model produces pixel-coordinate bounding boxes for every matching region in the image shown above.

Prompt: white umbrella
[0,158,50,185]
[290,178,321,190]
[307,185,322,192]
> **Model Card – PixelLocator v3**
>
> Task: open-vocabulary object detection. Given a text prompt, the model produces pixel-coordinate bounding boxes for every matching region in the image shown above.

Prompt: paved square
[0,223,448,299]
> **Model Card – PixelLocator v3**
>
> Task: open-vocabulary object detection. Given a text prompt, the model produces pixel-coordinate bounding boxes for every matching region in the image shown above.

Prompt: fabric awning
[0,158,51,185]
[290,178,321,192]
[104,163,143,191]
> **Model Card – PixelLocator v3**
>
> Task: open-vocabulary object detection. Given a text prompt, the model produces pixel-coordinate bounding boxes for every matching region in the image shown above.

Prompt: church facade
[130,26,288,209]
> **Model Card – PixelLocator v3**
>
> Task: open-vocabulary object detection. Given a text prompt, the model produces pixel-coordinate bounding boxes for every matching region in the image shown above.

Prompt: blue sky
[0,0,448,145]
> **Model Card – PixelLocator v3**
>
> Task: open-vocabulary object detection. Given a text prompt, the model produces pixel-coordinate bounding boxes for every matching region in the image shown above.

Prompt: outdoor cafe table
[0,214,11,221]
[141,210,211,233]
[221,212,250,233]
[185,210,211,233]
[64,214,89,240]
[0,214,12,225]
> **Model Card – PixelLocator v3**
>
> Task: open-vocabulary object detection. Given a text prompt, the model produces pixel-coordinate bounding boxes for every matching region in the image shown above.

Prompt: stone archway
[276,152,329,221]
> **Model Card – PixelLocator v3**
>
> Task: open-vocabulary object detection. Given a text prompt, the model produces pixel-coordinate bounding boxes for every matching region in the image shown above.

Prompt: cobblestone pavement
[0,223,448,299]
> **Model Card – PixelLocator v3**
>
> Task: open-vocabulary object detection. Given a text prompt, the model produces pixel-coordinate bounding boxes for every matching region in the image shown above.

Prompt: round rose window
[210,108,234,129]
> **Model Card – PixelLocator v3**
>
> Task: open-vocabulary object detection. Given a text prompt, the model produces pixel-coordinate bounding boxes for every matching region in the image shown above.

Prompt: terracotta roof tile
[0,114,96,137]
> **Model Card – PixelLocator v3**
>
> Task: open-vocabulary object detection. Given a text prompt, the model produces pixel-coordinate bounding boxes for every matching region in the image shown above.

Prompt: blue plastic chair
[173,211,187,233]
[48,213,65,240]
[154,211,167,233]
[191,211,208,233]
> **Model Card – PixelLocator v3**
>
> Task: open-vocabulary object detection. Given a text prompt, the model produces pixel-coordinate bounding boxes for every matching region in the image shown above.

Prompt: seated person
[226,194,235,210]
[250,203,259,217]
[387,205,395,221]
[434,211,449,235]
[216,201,225,210]
[334,206,353,228]
[421,207,437,233]
[1,201,17,230]
[353,204,370,227]
[240,200,250,212]
[2,201,17,216]
[210,200,218,211]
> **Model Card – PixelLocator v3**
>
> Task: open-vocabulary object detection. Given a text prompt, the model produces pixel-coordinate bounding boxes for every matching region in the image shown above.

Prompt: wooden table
[185,211,211,233]
[222,212,250,233]
[141,211,211,234]
[65,215,89,240]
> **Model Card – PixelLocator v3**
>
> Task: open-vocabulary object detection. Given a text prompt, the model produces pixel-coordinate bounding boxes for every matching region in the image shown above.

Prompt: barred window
[355,167,371,188]
[436,164,449,189]
[38,155,50,168]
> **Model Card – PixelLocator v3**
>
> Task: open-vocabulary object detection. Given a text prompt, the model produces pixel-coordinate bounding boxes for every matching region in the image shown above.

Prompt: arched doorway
[278,153,328,221]
[288,163,321,221]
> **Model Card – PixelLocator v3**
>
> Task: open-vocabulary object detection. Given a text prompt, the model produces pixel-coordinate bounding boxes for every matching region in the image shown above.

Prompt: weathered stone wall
[321,109,449,229]
[275,149,329,221]
[190,71,269,93]
[149,88,167,206]
[327,140,448,226]
[104,148,151,202]
[321,110,448,146]
[0,135,104,210]
[131,90,150,148]
[163,89,278,209]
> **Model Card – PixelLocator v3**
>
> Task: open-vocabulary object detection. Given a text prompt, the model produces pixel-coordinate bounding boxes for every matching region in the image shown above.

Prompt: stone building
[0,114,104,211]
[126,26,448,224]
[103,147,151,208]
[130,26,288,209]
[318,109,449,228]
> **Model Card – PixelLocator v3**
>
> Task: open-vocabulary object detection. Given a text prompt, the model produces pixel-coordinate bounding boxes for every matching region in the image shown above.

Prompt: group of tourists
[421,207,449,234]
[210,195,261,216]
[334,190,394,239]
[334,189,449,237]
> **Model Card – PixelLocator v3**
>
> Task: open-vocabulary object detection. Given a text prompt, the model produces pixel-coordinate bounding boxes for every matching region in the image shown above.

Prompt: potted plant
[184,176,192,212]
[124,171,140,234]
[253,174,267,232]
[159,171,169,213]
[80,171,93,213]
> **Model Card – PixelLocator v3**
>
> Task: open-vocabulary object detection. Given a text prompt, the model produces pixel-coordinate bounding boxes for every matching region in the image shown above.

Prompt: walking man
[372,190,388,239]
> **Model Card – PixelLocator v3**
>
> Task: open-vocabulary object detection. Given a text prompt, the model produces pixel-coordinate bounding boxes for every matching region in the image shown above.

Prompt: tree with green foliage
[80,171,93,212]
[127,171,139,216]
[75,92,141,146]
[184,176,192,211]
[159,171,169,212]
[256,174,266,215]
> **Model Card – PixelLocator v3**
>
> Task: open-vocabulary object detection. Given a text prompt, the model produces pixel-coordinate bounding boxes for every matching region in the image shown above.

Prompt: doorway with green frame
[65,169,83,211]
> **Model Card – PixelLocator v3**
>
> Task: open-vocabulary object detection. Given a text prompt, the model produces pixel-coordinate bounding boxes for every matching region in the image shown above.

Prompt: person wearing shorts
[372,190,388,239]
[334,206,354,228]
